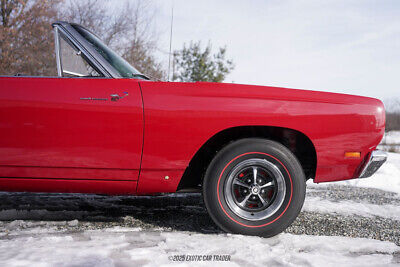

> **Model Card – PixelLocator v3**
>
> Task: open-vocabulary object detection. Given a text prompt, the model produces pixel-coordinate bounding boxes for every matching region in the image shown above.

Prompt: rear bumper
[359,150,387,178]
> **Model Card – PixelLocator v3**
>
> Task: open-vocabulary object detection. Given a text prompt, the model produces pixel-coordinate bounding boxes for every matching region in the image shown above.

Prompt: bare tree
[1,0,165,79]
[386,112,400,132]
[0,0,61,76]
[384,98,400,113]
[384,98,400,132]
[63,0,165,79]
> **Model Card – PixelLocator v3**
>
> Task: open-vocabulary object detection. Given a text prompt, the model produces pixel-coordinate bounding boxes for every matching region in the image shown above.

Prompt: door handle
[110,92,129,102]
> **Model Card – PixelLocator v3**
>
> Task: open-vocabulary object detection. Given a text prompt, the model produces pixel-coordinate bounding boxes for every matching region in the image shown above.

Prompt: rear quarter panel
[138,81,384,193]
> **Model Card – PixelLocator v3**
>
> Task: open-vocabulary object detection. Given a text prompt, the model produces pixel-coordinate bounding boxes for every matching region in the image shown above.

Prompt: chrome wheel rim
[224,158,286,221]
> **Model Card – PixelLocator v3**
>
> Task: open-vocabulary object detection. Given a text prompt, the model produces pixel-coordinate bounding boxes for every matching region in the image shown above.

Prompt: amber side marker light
[345,152,361,158]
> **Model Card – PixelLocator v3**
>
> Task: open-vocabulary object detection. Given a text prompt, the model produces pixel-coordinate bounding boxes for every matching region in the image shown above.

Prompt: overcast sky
[151,0,399,101]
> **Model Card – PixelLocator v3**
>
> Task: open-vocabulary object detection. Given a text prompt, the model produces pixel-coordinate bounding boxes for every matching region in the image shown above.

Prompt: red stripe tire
[203,138,306,237]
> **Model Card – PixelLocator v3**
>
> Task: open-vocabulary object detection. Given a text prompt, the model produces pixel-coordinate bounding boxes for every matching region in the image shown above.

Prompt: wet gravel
[307,184,400,205]
[288,211,400,246]
[0,185,399,246]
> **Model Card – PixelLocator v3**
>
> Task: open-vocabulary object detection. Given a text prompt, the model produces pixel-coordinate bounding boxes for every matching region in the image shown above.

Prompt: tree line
[385,99,400,132]
[0,0,234,82]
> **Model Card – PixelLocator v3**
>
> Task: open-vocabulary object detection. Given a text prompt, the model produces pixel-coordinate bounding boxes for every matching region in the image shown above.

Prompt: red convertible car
[0,21,387,237]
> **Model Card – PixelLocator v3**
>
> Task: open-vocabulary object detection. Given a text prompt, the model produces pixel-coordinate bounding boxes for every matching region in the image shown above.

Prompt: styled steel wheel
[203,138,306,237]
[224,158,286,221]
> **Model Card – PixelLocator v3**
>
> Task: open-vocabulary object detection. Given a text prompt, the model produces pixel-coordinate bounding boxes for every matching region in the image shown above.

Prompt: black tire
[203,138,306,237]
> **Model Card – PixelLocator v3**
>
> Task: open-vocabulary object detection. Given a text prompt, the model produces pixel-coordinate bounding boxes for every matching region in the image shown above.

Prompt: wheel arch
[177,125,317,191]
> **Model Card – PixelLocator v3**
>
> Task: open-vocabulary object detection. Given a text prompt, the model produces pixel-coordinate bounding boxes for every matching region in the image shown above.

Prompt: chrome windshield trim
[52,21,121,78]
[63,70,86,77]
[54,27,63,77]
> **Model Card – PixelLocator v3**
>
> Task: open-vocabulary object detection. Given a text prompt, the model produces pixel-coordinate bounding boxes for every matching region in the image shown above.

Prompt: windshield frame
[71,24,146,79]
[52,21,147,79]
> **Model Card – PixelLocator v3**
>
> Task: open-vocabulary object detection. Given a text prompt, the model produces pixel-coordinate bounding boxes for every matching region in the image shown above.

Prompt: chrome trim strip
[54,27,63,77]
[63,70,86,77]
[80,97,108,101]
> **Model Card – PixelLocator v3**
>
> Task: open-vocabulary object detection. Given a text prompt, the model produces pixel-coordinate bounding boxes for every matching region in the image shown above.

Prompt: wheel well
[177,126,317,191]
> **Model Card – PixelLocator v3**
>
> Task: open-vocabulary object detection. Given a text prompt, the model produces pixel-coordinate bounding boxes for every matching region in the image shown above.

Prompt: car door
[0,77,143,181]
[0,25,144,181]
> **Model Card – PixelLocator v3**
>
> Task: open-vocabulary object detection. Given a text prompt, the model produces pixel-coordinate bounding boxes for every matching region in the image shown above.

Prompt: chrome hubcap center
[251,185,260,194]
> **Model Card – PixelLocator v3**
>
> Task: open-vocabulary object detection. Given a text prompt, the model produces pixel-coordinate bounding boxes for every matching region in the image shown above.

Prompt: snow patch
[0,229,398,267]
[67,219,79,226]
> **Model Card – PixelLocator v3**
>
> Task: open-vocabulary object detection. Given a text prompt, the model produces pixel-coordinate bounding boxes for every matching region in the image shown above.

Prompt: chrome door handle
[110,94,120,101]
[110,92,128,101]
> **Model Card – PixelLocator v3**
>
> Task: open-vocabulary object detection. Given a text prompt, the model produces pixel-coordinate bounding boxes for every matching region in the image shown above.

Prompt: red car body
[0,76,385,195]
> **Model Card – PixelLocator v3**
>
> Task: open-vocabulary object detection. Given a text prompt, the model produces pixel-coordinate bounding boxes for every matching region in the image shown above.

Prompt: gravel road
[0,184,399,246]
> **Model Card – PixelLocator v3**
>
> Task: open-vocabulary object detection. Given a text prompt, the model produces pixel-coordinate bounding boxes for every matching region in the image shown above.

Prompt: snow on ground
[307,133,400,224]
[0,152,399,266]
[0,224,399,267]
[301,152,400,221]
